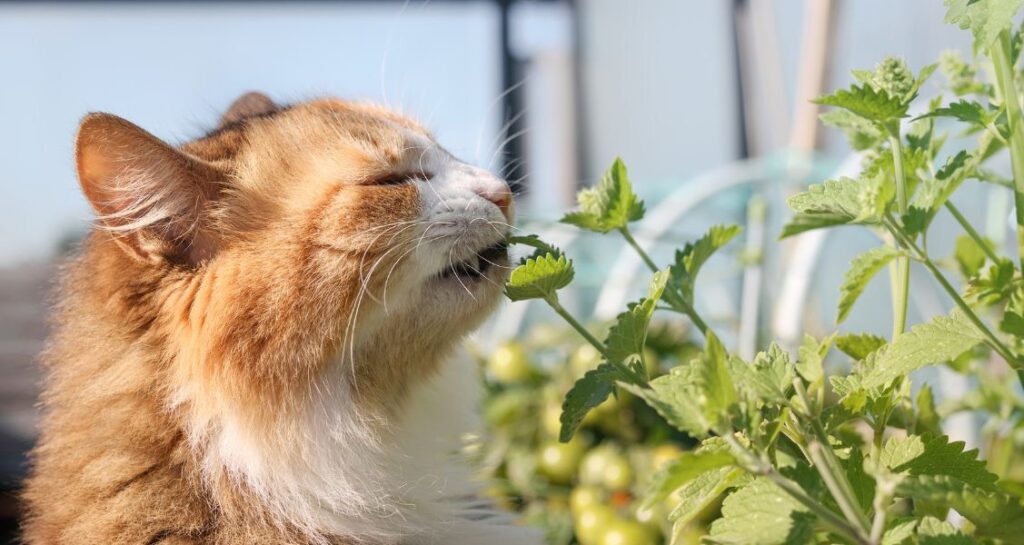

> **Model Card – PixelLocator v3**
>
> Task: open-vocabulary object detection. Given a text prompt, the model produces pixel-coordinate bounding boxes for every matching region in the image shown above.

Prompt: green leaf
[914,99,994,126]
[915,385,942,437]
[644,449,735,508]
[561,157,644,233]
[623,368,711,438]
[814,83,908,123]
[881,435,999,491]
[944,0,1024,48]
[954,234,989,278]
[835,333,887,360]
[859,310,985,389]
[507,234,564,261]
[897,475,1024,543]
[668,225,741,306]
[881,518,919,545]
[782,177,871,237]
[796,334,833,383]
[697,331,738,426]
[504,253,574,302]
[911,150,976,216]
[731,344,795,405]
[838,246,900,323]
[706,478,815,545]
[820,109,886,150]
[604,270,669,367]
[916,516,978,545]
[558,364,627,441]
[668,467,746,527]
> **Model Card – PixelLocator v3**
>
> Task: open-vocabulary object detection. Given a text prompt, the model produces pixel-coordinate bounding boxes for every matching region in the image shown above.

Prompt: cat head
[74,92,513,400]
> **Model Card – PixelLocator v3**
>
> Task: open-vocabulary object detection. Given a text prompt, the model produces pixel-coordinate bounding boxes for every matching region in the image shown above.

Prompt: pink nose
[477,183,513,218]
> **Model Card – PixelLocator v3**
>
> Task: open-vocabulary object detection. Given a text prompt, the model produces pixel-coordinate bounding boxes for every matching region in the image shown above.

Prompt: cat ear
[75,112,225,266]
[219,91,278,127]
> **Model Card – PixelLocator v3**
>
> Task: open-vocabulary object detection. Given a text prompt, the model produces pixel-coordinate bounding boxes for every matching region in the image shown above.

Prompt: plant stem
[869,478,896,545]
[544,294,645,383]
[720,434,870,545]
[888,132,911,337]
[991,30,1024,271]
[885,218,1020,368]
[793,381,873,535]
[618,226,711,336]
[544,295,607,359]
[945,201,1000,264]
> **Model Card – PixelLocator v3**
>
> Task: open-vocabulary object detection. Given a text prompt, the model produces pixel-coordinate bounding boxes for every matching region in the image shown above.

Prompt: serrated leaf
[558,364,628,441]
[796,334,833,383]
[881,518,919,545]
[881,435,999,491]
[507,234,564,261]
[622,368,711,439]
[604,270,669,367]
[669,467,746,527]
[838,246,900,323]
[782,177,869,237]
[835,333,888,360]
[916,516,978,545]
[945,0,1024,48]
[644,448,735,508]
[914,99,994,126]
[897,475,1024,543]
[815,83,908,123]
[706,478,815,545]
[504,253,574,302]
[668,225,741,306]
[911,150,976,215]
[859,310,985,389]
[731,344,795,404]
[560,157,644,233]
[820,109,886,150]
[697,331,738,427]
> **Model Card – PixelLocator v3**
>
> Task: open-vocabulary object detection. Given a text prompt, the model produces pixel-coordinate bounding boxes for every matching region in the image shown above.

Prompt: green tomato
[579,446,633,491]
[569,485,605,516]
[574,504,616,545]
[600,518,658,545]
[542,402,563,437]
[602,454,634,491]
[570,344,602,377]
[488,342,532,384]
[598,516,655,545]
[538,437,586,485]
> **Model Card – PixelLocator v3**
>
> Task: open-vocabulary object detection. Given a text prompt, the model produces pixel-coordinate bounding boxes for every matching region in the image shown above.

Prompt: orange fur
[22,95,519,544]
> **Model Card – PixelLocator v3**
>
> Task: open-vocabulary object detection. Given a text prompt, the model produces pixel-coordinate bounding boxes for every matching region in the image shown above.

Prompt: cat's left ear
[75,113,226,266]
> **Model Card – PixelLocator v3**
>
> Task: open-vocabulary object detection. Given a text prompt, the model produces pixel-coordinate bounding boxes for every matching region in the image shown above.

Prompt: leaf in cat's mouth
[439,240,509,281]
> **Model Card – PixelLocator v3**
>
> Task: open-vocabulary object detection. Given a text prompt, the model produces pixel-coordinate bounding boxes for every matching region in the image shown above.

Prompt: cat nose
[475,182,512,218]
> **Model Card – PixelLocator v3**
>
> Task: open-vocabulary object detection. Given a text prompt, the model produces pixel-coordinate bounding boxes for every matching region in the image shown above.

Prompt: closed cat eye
[368,172,430,186]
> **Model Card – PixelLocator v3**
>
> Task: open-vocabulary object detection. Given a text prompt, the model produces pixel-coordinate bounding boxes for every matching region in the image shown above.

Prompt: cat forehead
[184,98,436,165]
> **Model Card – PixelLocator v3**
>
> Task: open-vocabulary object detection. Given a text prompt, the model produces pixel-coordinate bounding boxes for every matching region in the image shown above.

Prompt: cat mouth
[438,240,508,281]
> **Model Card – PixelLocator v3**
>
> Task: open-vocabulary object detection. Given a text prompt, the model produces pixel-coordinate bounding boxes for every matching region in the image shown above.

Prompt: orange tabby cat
[22,93,540,545]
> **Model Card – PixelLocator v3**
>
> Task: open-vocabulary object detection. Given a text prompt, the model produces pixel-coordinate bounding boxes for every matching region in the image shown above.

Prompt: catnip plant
[502,2,1024,544]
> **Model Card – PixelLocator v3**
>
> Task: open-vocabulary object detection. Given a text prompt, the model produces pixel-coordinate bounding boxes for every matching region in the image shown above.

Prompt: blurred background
[0,0,985,542]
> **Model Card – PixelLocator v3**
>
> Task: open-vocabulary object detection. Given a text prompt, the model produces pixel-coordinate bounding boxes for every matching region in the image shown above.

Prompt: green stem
[618,226,711,336]
[991,30,1024,271]
[886,218,1020,368]
[869,478,896,545]
[793,380,873,535]
[544,294,645,383]
[888,133,910,337]
[720,434,870,545]
[945,201,1000,264]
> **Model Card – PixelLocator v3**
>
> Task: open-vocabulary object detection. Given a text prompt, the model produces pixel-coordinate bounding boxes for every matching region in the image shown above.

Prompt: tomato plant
[490,2,1024,544]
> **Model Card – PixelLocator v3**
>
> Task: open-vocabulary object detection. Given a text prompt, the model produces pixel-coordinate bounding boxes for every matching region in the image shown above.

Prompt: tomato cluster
[473,324,710,545]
